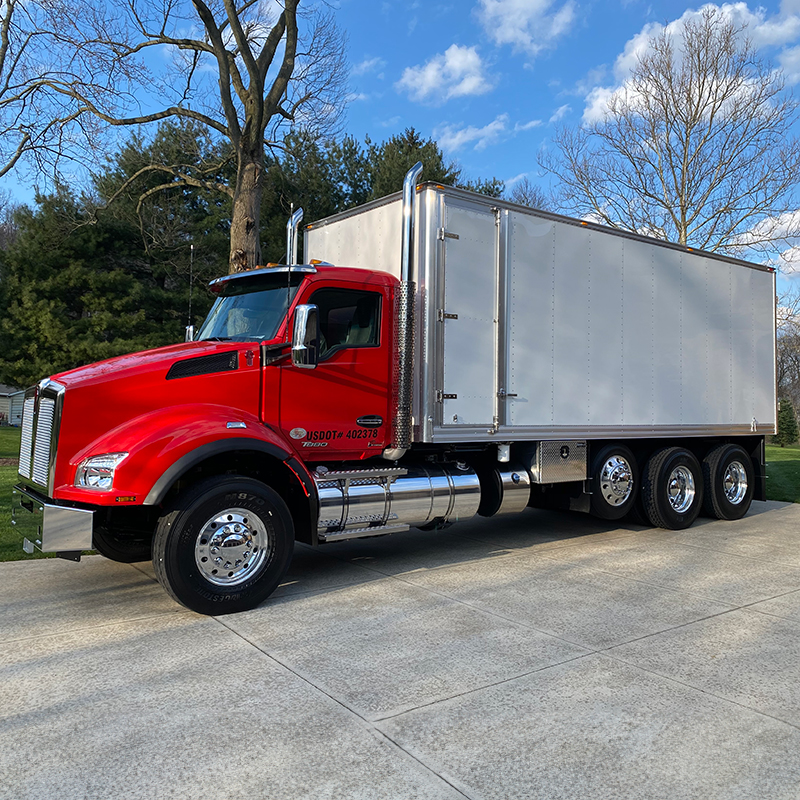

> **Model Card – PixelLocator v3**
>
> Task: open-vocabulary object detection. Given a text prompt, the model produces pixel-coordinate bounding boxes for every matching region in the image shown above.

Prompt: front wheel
[153,476,294,615]
[641,447,703,530]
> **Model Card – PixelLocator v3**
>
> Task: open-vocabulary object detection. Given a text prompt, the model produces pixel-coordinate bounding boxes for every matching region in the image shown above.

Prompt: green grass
[0,428,798,562]
[765,443,800,503]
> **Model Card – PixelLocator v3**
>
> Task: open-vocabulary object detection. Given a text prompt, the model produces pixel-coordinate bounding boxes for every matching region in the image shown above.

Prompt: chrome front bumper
[12,485,94,557]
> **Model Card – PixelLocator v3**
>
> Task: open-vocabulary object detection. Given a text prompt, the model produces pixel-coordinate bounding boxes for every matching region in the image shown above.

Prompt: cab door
[279,283,392,459]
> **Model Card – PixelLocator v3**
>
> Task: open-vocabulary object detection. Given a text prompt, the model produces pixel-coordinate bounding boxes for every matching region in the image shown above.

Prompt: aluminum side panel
[681,254,711,424]
[587,231,624,426]
[552,223,591,425]
[305,198,404,277]
[651,245,683,424]
[620,238,657,425]
[507,214,556,426]
[441,202,497,425]
[754,271,777,427]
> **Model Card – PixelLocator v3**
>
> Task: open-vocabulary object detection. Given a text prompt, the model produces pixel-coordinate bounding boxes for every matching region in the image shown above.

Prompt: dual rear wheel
[590,444,754,530]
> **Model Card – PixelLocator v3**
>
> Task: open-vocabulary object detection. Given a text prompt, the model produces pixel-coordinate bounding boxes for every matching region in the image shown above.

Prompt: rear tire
[702,444,754,520]
[590,444,638,520]
[153,476,294,615]
[642,447,703,530]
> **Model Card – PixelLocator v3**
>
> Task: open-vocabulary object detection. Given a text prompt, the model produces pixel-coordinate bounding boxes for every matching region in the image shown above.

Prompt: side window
[309,288,381,358]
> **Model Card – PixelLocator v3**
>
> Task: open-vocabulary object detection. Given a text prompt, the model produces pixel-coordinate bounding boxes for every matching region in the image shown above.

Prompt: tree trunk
[229,145,264,274]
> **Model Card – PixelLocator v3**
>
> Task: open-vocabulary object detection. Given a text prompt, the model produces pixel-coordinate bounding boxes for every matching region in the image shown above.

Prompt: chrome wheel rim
[599,455,634,506]
[195,507,272,587]
[723,460,748,505]
[667,466,695,513]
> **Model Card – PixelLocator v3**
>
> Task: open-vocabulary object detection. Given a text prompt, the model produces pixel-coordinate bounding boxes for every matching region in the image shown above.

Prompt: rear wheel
[153,476,294,615]
[590,444,638,520]
[702,444,754,520]
[642,447,703,530]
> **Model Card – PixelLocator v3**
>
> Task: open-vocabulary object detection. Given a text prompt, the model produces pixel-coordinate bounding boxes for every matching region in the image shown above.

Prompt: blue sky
[340,0,800,198]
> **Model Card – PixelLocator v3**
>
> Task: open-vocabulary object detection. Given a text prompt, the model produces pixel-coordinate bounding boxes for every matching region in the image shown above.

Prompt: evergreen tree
[773,398,799,447]
[366,128,461,200]
[0,190,166,386]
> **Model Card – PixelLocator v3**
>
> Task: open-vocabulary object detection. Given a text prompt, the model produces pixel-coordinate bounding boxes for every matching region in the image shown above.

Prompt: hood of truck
[52,341,233,389]
[50,340,267,493]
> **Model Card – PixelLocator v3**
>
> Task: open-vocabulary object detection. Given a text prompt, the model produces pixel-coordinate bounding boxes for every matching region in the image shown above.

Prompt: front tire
[642,447,703,530]
[702,444,754,520]
[153,476,294,615]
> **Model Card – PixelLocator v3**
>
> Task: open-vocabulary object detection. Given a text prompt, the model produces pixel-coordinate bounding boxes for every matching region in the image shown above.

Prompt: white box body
[305,185,777,445]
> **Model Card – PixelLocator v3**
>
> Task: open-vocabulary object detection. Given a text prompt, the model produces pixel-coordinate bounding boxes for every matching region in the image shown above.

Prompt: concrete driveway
[3,501,800,799]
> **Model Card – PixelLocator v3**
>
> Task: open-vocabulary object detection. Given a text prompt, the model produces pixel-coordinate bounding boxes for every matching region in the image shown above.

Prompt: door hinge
[437,227,460,241]
[436,390,457,402]
[437,309,458,321]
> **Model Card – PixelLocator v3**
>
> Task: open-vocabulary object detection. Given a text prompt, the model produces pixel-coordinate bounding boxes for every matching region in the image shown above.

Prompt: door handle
[356,415,383,428]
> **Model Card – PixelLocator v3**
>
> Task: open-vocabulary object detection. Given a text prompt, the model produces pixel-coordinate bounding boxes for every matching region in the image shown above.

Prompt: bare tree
[507,176,550,210]
[541,8,800,255]
[0,0,88,182]
[34,0,346,272]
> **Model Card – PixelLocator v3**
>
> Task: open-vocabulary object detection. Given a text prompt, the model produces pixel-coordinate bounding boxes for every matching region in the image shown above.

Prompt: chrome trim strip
[430,423,764,442]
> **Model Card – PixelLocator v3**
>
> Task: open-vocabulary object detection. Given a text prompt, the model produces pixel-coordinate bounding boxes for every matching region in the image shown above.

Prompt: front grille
[18,397,34,479]
[18,380,65,494]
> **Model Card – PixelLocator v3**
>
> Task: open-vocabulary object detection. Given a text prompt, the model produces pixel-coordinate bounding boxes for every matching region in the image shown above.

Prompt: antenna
[188,243,194,326]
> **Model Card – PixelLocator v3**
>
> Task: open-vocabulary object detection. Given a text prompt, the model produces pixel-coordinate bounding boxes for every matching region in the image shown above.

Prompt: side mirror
[291,304,319,369]
[185,325,195,342]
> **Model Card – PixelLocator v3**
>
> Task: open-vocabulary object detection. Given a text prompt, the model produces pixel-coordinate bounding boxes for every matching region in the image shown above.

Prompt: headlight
[75,452,129,491]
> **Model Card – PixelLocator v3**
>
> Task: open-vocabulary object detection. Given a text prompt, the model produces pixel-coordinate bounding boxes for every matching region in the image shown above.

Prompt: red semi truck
[12,164,777,614]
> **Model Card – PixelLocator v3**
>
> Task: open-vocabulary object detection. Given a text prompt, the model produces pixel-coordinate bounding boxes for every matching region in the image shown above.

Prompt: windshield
[196,273,304,342]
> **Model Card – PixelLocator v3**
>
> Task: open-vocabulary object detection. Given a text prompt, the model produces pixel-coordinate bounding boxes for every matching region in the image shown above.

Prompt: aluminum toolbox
[306,185,777,445]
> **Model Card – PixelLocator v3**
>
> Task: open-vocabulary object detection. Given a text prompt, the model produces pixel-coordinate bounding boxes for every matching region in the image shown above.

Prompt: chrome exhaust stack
[285,207,304,266]
[383,161,423,462]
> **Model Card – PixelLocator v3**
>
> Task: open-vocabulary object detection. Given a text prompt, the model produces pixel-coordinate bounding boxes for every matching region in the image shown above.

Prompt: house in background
[0,384,23,425]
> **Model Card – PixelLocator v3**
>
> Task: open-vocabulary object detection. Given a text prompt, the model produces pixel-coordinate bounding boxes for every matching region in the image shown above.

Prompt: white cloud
[505,172,529,186]
[435,112,542,151]
[396,44,493,104]
[549,103,570,123]
[582,3,800,121]
[352,57,386,76]
[436,114,510,151]
[514,119,543,131]
[476,0,577,57]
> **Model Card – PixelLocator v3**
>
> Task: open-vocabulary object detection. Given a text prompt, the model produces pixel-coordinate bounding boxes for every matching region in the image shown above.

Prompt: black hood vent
[167,350,239,380]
